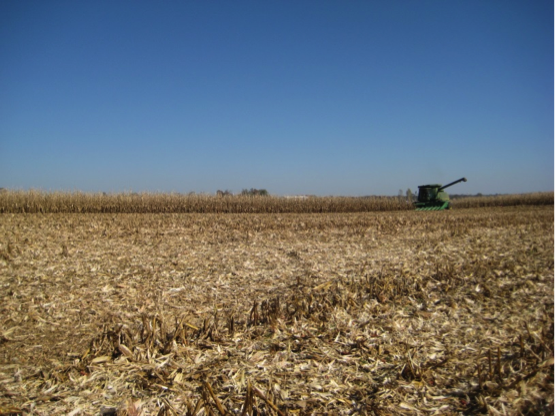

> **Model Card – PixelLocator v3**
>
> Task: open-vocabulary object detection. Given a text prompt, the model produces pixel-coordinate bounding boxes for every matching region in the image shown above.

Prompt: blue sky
[1,0,553,196]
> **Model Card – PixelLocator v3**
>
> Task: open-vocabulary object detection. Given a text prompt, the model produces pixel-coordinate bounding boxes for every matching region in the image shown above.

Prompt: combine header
[415,177,467,211]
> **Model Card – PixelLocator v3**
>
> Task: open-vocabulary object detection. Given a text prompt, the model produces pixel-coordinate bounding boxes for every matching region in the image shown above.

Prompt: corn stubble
[0,206,553,415]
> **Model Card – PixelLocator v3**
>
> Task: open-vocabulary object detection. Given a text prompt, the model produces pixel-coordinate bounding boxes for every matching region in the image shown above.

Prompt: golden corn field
[0,190,552,213]
[0,194,553,415]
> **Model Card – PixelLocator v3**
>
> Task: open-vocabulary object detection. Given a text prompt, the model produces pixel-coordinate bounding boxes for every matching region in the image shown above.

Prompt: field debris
[0,206,553,415]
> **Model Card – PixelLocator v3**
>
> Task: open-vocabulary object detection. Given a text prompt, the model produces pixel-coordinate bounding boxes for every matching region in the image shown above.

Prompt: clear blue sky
[1,0,553,196]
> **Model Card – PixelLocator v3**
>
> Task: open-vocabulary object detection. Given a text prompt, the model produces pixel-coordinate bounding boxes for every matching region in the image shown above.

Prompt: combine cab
[415,177,467,211]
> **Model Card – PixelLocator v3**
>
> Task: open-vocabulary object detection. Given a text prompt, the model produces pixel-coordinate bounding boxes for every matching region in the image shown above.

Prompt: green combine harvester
[415,177,467,211]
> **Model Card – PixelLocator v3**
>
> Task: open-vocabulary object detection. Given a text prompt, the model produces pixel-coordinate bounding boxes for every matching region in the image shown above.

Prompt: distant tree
[406,188,414,202]
[241,188,269,196]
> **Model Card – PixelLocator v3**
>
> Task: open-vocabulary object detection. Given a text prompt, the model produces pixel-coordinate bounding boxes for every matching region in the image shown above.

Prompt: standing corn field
[0,190,552,213]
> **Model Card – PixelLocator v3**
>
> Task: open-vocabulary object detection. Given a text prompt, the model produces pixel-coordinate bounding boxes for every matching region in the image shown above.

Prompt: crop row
[0,189,552,213]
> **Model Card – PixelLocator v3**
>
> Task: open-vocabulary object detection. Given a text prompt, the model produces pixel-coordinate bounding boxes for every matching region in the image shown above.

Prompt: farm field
[0,206,553,415]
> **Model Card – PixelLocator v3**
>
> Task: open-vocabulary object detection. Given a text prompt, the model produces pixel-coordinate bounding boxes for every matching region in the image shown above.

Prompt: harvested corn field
[0,206,553,415]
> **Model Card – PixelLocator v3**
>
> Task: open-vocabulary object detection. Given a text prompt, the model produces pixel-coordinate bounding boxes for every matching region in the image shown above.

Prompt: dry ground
[0,206,553,415]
